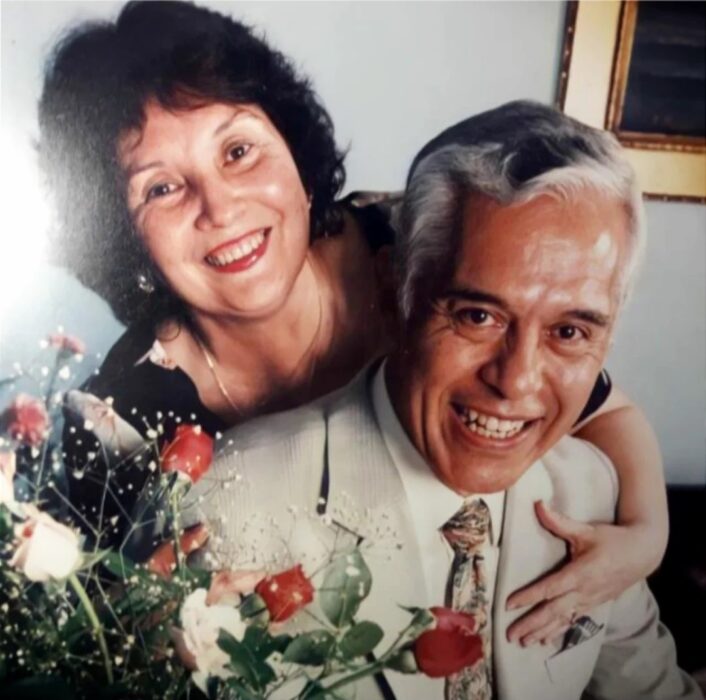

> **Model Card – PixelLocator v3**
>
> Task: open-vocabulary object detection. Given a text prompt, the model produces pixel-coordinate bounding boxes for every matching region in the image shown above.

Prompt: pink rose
[48,333,86,356]
[206,569,265,606]
[1,394,50,446]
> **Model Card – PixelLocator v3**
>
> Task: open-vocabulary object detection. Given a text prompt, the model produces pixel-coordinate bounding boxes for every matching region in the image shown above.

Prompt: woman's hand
[505,501,661,646]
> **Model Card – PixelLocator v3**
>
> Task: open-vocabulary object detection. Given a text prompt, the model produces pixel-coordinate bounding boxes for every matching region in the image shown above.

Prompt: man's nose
[480,330,544,400]
[195,175,243,231]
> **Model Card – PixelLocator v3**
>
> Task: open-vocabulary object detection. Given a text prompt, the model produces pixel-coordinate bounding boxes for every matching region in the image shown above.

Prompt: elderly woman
[40,1,667,644]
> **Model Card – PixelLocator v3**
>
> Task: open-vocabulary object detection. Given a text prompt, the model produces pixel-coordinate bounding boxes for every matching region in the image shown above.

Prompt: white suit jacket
[185,368,700,700]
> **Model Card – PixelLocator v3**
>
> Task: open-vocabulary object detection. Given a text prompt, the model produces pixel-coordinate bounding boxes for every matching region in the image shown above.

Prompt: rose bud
[413,606,482,678]
[160,425,213,483]
[10,505,82,582]
[207,569,266,606]
[1,394,50,446]
[147,524,210,578]
[47,333,86,356]
[255,564,314,622]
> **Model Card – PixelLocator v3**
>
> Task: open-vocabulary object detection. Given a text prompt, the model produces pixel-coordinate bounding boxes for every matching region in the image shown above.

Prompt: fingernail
[506,601,518,611]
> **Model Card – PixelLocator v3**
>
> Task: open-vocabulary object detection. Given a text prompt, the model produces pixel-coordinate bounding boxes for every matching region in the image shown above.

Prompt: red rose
[147,524,209,578]
[47,333,86,356]
[255,565,314,622]
[160,425,213,483]
[1,394,50,447]
[413,606,482,678]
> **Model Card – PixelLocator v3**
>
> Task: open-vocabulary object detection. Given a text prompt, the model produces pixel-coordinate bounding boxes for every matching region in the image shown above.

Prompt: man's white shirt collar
[371,361,505,600]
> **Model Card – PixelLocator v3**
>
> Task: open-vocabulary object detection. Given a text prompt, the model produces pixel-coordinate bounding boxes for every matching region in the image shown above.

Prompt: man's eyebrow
[440,287,510,311]
[564,309,611,328]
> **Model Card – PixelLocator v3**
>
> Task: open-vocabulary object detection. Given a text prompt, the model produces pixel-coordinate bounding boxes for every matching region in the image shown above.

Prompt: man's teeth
[458,407,525,440]
[205,230,266,266]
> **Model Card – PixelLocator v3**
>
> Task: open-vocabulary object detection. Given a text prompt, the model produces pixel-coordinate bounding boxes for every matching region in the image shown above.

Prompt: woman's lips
[204,228,270,273]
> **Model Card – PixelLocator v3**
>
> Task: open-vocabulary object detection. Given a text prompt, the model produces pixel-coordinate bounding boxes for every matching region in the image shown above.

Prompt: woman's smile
[204,227,271,273]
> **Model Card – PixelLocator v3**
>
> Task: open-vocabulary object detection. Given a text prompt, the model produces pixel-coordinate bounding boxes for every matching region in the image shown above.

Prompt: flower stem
[170,489,185,579]
[68,572,114,684]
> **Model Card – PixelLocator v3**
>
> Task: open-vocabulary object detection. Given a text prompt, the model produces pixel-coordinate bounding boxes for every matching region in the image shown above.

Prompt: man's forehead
[451,190,631,315]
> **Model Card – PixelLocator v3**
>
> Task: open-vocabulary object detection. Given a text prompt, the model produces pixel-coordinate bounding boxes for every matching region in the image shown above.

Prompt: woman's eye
[226,143,252,162]
[145,182,176,202]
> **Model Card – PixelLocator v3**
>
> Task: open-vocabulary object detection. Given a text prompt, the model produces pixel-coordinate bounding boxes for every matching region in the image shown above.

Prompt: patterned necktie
[442,499,493,700]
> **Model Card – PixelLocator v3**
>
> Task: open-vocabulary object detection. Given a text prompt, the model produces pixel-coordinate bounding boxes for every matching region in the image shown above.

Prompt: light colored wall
[1,1,704,483]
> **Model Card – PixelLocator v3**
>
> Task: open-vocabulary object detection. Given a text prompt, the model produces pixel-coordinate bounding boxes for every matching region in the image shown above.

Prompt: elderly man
[186,101,700,700]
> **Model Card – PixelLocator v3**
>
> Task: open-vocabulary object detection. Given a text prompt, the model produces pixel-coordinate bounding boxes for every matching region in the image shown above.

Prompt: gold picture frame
[558,0,706,203]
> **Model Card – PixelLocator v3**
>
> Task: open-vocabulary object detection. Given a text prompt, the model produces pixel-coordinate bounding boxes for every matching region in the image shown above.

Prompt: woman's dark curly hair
[39,1,346,327]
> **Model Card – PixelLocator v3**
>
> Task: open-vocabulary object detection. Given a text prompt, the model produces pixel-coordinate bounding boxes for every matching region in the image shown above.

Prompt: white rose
[178,587,247,690]
[0,451,16,507]
[10,505,82,582]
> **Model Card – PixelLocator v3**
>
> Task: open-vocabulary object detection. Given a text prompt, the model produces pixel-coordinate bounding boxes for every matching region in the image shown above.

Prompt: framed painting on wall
[558,0,706,202]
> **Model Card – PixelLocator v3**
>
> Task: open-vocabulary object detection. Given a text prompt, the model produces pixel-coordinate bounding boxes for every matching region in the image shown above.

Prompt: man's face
[388,189,631,494]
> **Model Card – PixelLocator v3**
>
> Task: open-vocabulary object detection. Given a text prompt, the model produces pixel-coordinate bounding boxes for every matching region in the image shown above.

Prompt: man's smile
[450,403,539,449]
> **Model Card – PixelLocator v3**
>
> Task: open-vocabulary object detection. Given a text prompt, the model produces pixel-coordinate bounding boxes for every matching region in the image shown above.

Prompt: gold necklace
[197,340,240,415]
[196,284,324,416]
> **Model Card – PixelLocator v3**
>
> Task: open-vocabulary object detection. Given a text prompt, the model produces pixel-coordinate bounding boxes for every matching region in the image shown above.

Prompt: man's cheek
[555,361,604,413]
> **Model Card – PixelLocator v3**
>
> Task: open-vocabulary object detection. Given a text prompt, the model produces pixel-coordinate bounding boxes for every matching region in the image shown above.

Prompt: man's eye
[145,182,176,202]
[226,143,252,162]
[553,324,586,342]
[455,308,494,326]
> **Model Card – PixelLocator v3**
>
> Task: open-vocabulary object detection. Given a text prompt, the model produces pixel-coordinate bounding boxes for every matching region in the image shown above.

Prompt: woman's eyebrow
[213,107,250,136]
[125,160,164,179]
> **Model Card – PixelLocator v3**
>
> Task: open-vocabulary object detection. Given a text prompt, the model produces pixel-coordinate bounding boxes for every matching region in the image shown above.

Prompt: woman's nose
[195,176,243,231]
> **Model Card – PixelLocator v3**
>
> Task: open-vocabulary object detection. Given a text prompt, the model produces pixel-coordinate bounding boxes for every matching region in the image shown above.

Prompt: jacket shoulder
[541,436,619,522]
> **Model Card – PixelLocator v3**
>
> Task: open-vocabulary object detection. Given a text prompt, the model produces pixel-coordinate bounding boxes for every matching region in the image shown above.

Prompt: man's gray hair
[397,100,645,319]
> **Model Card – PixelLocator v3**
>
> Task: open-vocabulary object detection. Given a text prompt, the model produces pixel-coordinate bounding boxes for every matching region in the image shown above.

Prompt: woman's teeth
[457,406,526,440]
[205,230,266,266]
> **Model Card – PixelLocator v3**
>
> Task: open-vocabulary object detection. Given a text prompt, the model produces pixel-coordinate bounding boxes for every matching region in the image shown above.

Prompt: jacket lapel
[493,461,567,700]
[493,452,611,700]
[325,369,438,700]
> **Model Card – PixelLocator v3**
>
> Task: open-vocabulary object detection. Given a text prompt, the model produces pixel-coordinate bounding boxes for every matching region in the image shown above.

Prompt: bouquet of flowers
[0,333,482,699]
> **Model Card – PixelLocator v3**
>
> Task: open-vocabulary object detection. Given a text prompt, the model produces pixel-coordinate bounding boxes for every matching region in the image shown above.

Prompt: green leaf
[243,626,292,661]
[338,621,383,659]
[282,631,336,666]
[78,548,109,572]
[319,549,372,628]
[0,506,13,539]
[385,648,418,674]
[239,593,270,626]
[218,630,275,691]
[398,606,435,643]
[101,551,141,580]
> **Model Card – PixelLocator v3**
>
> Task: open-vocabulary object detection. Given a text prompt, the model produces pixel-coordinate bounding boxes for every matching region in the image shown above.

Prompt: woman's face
[119,101,311,320]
